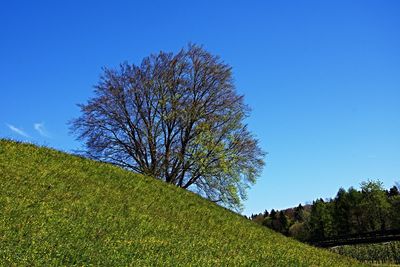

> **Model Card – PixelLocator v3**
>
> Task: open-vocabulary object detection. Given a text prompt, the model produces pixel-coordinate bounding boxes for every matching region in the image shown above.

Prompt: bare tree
[71,44,265,209]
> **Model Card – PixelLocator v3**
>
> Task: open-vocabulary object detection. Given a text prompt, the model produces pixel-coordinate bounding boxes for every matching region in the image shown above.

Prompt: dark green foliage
[387,185,399,197]
[309,199,335,240]
[263,209,269,218]
[294,204,304,222]
[0,140,363,266]
[270,209,277,219]
[333,188,352,235]
[360,181,390,231]
[346,187,364,233]
[278,211,289,234]
[389,195,400,229]
[255,180,399,244]
[262,210,290,235]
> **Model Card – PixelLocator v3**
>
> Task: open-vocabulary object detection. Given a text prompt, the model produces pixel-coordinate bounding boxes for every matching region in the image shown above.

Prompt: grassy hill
[0,139,366,266]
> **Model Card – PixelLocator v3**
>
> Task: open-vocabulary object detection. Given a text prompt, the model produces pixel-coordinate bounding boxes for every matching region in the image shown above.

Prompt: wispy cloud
[34,122,50,137]
[6,124,30,138]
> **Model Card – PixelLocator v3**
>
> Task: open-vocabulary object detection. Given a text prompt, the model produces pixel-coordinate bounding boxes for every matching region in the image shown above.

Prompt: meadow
[330,241,400,265]
[0,139,367,266]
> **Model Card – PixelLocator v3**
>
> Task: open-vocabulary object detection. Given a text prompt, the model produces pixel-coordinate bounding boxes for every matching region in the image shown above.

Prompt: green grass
[330,241,400,265]
[0,139,367,266]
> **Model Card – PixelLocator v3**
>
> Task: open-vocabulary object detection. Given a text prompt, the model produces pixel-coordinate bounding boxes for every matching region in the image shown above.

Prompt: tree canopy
[71,44,265,209]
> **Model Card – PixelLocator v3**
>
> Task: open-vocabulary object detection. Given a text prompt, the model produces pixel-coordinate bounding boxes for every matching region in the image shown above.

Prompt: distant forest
[250,180,400,243]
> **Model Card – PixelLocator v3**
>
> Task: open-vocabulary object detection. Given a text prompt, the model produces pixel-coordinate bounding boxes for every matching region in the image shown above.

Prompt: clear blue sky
[1,1,399,215]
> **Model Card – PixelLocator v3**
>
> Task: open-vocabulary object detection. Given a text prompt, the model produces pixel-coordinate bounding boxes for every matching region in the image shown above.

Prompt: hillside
[0,140,365,266]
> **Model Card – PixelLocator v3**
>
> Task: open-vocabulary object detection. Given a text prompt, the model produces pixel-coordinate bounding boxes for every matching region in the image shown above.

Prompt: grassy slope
[0,140,366,266]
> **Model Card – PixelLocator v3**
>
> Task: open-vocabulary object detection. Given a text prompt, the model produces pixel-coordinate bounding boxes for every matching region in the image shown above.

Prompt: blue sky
[1,1,399,215]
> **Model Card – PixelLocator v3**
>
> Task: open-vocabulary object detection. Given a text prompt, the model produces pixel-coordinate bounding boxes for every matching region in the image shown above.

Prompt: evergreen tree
[388,185,400,197]
[270,209,277,219]
[333,188,351,235]
[294,204,304,222]
[278,211,289,234]
[263,209,269,218]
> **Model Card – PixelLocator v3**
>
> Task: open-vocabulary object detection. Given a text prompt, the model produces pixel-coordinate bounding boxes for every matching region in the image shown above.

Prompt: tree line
[250,180,400,242]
